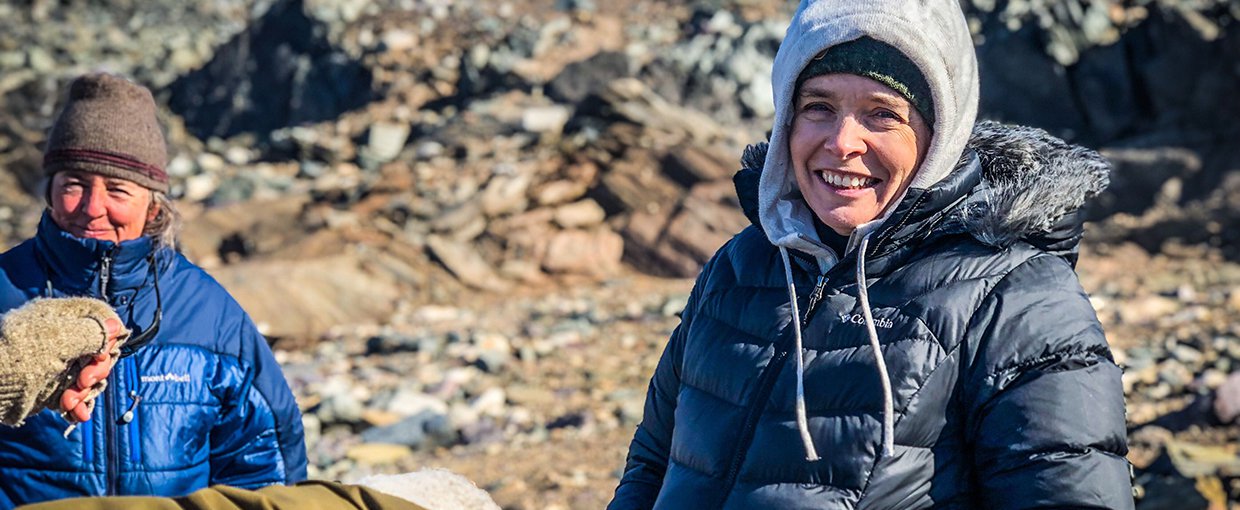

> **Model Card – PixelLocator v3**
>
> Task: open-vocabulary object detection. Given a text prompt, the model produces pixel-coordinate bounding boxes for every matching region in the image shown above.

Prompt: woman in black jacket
[609,0,1133,508]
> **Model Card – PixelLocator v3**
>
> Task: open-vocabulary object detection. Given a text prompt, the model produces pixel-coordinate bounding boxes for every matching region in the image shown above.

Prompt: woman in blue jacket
[0,73,307,507]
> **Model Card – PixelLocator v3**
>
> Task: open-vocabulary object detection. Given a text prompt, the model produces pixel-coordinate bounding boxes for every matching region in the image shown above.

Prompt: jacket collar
[33,211,162,295]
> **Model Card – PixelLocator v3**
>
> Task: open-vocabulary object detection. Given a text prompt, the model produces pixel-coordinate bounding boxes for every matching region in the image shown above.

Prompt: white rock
[521,105,571,134]
[366,122,411,163]
[183,173,218,202]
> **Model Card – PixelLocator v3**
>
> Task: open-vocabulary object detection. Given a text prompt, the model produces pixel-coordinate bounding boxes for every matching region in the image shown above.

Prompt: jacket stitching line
[981,346,1112,389]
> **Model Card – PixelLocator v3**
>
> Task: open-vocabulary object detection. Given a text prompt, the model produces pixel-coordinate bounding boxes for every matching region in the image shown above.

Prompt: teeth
[818,171,875,189]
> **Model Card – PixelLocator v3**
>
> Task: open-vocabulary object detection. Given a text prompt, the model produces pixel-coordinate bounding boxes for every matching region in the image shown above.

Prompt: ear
[146,195,160,222]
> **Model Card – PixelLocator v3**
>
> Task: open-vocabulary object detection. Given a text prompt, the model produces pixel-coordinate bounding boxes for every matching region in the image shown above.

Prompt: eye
[796,100,836,121]
[58,180,85,193]
[108,186,134,197]
[874,109,904,122]
[801,101,832,113]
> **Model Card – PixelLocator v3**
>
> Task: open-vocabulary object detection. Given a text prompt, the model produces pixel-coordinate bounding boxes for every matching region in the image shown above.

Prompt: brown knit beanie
[42,73,169,193]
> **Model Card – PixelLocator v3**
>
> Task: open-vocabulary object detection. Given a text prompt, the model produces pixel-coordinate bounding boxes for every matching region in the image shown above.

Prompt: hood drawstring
[856,233,895,457]
[779,246,821,462]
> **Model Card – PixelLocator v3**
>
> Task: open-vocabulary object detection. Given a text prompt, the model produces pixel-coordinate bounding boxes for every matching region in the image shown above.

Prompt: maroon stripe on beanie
[43,148,168,183]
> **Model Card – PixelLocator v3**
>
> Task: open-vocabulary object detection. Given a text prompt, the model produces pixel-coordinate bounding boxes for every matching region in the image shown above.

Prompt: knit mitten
[0,297,127,427]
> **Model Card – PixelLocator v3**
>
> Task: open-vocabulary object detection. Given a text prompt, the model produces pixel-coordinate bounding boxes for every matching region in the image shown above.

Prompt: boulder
[542,228,624,277]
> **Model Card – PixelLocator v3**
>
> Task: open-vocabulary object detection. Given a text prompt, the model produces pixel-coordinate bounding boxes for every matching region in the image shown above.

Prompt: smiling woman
[790,72,931,234]
[609,1,1132,508]
[49,171,157,244]
[0,73,307,507]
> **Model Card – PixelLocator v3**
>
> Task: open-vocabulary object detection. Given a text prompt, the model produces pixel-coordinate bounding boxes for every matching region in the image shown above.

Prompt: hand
[58,318,123,422]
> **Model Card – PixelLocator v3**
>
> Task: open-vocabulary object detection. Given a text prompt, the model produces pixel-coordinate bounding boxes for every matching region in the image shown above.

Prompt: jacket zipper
[124,358,142,463]
[105,373,120,495]
[719,273,829,506]
[99,247,120,496]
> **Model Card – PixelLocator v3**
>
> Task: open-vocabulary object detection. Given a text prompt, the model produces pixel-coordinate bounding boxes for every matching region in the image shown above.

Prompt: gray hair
[144,191,181,249]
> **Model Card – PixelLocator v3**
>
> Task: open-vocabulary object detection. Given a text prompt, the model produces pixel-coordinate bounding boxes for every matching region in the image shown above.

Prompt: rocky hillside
[1,0,1238,507]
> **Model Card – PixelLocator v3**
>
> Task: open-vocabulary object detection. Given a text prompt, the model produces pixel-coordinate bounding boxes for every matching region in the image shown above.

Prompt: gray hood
[759,0,980,262]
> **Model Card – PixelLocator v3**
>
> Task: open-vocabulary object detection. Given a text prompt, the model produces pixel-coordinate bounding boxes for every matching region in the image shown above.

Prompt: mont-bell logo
[140,373,191,383]
[839,313,894,329]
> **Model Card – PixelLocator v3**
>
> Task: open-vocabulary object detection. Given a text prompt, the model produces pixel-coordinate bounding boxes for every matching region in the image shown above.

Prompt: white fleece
[758,0,980,256]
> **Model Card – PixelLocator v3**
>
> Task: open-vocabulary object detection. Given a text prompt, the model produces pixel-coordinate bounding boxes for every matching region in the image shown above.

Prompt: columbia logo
[140,373,191,383]
[840,313,894,329]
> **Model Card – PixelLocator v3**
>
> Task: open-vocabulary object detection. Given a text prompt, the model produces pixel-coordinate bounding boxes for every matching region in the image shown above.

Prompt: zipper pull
[99,250,114,298]
[120,391,142,424]
[803,274,829,323]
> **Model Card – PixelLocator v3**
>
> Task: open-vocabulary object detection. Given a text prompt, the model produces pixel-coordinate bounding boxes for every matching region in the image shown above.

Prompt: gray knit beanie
[0,298,127,427]
[42,73,170,193]
[796,37,936,126]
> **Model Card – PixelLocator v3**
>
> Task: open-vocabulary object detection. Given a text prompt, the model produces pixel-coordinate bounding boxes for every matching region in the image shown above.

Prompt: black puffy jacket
[609,123,1133,509]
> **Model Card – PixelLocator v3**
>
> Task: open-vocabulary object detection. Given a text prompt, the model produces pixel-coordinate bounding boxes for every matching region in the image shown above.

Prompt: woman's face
[49,170,155,243]
[790,73,932,235]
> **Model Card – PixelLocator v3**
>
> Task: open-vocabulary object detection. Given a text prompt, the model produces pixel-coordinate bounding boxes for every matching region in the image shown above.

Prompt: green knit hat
[796,37,935,126]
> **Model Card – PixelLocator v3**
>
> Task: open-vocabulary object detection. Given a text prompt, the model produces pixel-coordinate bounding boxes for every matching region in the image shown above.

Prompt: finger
[104,318,123,339]
[76,360,113,390]
[93,338,118,362]
[71,402,92,422]
[61,387,85,413]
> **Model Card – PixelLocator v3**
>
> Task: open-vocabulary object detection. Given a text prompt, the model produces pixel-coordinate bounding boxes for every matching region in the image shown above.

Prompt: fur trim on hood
[735,121,1110,252]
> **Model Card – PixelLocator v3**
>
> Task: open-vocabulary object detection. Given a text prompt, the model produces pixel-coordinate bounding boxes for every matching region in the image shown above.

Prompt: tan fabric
[17,481,429,510]
[42,72,169,193]
[0,297,126,426]
[353,469,501,510]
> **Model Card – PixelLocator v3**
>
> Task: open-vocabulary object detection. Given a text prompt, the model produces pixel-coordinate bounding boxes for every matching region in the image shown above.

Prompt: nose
[826,116,867,159]
[81,185,107,217]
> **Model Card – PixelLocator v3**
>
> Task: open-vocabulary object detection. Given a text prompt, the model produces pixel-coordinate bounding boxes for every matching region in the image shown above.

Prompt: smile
[815,169,879,190]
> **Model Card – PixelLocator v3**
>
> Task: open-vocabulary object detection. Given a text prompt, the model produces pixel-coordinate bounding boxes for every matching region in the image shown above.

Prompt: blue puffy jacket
[0,214,307,508]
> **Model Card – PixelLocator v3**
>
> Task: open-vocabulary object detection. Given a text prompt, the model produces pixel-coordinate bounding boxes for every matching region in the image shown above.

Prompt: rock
[207,253,400,340]
[522,105,572,134]
[363,122,411,164]
[471,332,513,373]
[1145,439,1240,480]
[361,409,456,449]
[480,173,533,218]
[506,385,556,408]
[547,51,630,103]
[379,389,449,418]
[426,235,509,291]
[661,294,690,317]
[381,28,418,51]
[592,150,684,215]
[542,228,624,277]
[661,145,735,187]
[183,174,218,202]
[1117,295,1181,326]
[346,443,412,465]
[316,383,364,424]
[366,332,443,355]
[470,388,507,417]
[1213,372,1240,424]
[197,153,227,173]
[168,0,372,140]
[534,179,589,206]
[415,140,445,159]
[553,199,606,228]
